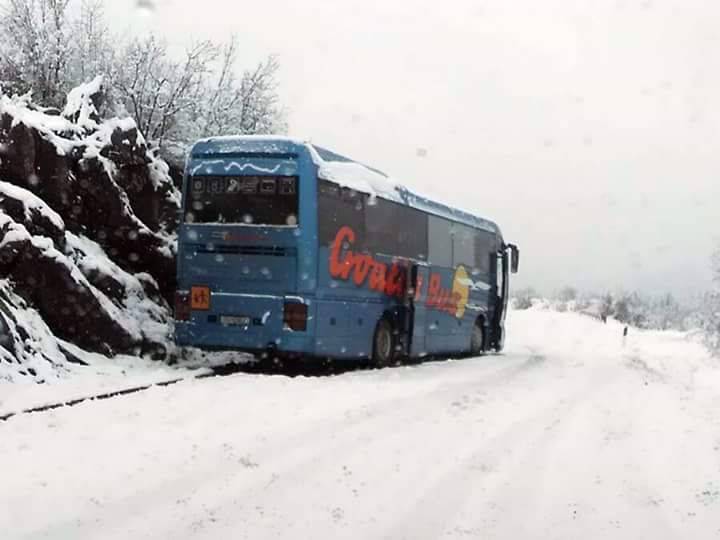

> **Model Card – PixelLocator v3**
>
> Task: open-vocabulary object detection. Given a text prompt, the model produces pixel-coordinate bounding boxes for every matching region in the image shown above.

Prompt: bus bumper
[174,293,315,356]
[175,322,314,356]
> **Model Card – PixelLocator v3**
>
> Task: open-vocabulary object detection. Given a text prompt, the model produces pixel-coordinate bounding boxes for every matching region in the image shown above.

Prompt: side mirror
[508,244,519,274]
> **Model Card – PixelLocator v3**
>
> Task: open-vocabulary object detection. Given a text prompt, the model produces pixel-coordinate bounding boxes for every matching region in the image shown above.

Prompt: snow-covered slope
[0,80,180,382]
[1,308,719,539]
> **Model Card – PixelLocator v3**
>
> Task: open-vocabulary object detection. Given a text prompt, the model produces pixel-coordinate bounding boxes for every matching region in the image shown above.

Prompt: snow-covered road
[2,310,720,539]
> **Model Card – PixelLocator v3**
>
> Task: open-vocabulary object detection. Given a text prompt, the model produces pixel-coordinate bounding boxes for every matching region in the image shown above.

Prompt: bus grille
[187,244,296,257]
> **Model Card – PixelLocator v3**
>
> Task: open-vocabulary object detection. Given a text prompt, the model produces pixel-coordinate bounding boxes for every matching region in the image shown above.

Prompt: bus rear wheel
[470,323,485,357]
[372,318,398,368]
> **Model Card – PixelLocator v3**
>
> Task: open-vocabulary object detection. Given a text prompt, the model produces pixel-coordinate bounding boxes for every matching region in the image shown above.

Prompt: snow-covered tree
[0,0,286,148]
[701,246,720,356]
[112,36,217,147]
[600,293,614,320]
[645,293,684,330]
[557,286,577,303]
[68,0,113,88]
[193,42,286,139]
[513,287,536,310]
[0,0,73,106]
[112,35,286,148]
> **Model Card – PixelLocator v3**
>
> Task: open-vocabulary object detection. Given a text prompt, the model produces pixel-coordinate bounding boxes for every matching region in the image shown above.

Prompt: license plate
[220,315,251,327]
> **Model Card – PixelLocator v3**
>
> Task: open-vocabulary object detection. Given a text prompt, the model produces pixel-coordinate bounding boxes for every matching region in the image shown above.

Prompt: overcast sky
[108,0,720,297]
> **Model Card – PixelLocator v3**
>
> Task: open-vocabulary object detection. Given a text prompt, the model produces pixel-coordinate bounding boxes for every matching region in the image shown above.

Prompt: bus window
[397,206,427,260]
[453,224,476,270]
[473,229,496,275]
[186,175,299,226]
[365,199,427,260]
[318,180,366,246]
[428,215,452,267]
[365,198,396,255]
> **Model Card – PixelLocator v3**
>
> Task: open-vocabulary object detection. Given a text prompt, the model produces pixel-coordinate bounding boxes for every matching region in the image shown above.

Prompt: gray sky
[108,0,720,297]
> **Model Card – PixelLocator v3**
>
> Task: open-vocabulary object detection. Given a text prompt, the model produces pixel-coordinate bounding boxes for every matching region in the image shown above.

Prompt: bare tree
[237,55,287,135]
[194,40,287,140]
[197,36,242,138]
[71,0,113,87]
[112,36,217,146]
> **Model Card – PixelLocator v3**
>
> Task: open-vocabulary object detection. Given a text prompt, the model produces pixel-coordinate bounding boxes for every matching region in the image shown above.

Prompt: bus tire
[372,317,398,368]
[470,321,485,357]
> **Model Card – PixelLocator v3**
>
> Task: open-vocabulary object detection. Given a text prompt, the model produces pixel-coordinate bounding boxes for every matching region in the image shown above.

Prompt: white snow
[0,181,65,230]
[0,341,209,414]
[82,117,147,160]
[307,144,404,202]
[0,94,78,156]
[195,134,307,146]
[0,281,69,384]
[0,217,145,344]
[62,75,104,131]
[191,136,404,201]
[1,308,719,539]
[64,232,170,346]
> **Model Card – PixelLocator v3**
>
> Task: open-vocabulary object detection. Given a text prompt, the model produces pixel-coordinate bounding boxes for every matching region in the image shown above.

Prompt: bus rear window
[185,175,299,226]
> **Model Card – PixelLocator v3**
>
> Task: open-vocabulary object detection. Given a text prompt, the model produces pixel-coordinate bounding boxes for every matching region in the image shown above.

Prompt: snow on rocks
[0,81,181,380]
[0,280,69,384]
[0,180,65,244]
[62,75,104,132]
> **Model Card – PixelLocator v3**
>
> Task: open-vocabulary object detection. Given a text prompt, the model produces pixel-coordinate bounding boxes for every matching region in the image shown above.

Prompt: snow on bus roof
[192,136,403,201]
[192,136,499,234]
[308,145,403,203]
[307,144,499,234]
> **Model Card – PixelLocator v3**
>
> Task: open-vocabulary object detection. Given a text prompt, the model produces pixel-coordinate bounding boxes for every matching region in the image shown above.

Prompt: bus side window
[366,199,428,260]
[472,229,494,275]
[318,179,365,247]
[397,206,427,261]
[365,197,397,256]
[452,224,476,269]
[428,215,452,267]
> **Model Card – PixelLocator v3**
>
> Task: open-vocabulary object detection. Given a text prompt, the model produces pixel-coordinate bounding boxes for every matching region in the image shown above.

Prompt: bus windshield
[185,175,299,226]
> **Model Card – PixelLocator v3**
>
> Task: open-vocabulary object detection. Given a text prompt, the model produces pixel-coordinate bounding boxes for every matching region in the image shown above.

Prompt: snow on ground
[1,308,720,540]
[0,342,210,416]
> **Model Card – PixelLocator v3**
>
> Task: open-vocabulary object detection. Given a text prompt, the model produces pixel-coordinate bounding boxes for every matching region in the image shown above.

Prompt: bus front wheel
[372,318,398,368]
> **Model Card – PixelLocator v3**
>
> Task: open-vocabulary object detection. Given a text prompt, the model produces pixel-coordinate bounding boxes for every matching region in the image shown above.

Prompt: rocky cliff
[0,78,181,382]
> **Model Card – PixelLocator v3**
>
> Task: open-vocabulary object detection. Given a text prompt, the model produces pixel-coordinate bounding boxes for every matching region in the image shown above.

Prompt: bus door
[491,244,518,351]
[408,263,430,357]
[499,250,510,321]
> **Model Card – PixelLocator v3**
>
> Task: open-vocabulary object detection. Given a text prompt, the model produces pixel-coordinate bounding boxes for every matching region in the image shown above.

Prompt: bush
[513,287,536,310]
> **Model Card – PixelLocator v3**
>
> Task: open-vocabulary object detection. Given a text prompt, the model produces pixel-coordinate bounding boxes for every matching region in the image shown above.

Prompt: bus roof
[190,135,501,236]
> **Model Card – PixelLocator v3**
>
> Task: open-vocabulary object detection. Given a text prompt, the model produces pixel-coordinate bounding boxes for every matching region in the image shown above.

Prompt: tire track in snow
[379,356,621,540]
[25,354,539,540]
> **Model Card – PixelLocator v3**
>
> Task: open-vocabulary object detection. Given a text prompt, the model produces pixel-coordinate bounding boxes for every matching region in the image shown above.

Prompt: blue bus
[174,136,519,366]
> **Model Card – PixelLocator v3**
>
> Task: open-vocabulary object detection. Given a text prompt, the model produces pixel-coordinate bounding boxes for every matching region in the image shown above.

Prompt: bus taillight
[175,291,191,321]
[283,302,307,331]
